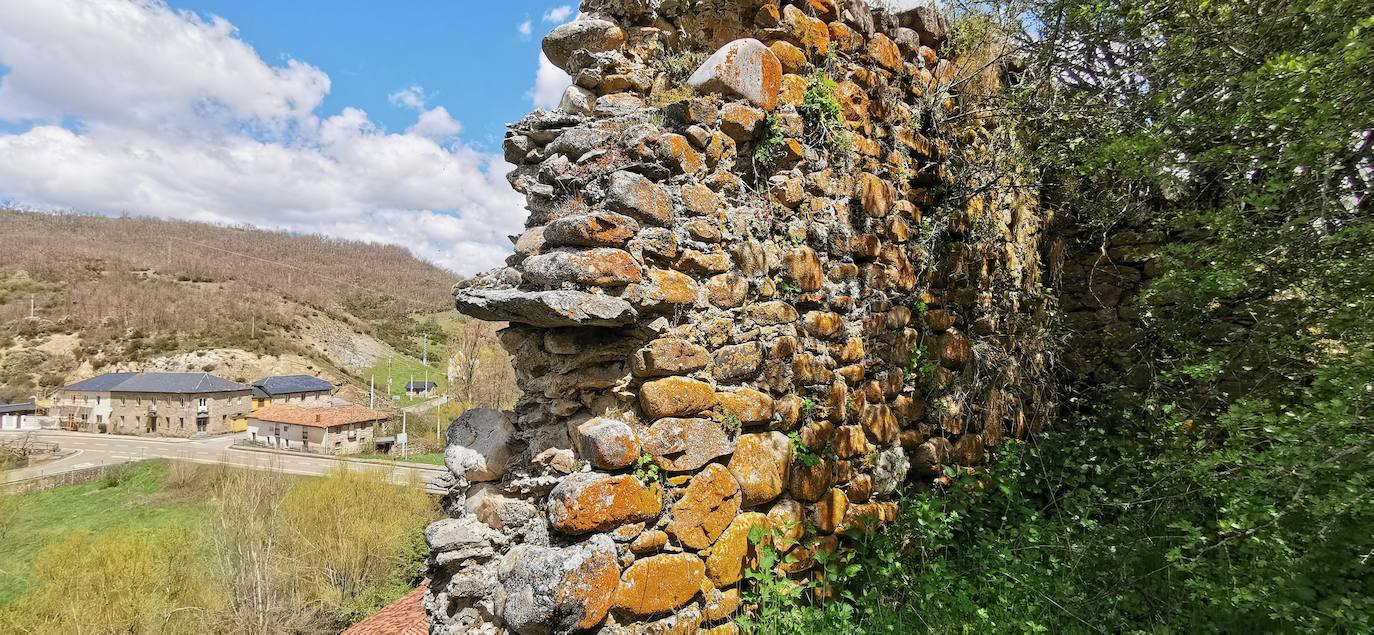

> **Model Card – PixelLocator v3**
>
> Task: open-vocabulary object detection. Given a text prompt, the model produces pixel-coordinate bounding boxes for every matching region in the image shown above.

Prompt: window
[96,396,101,405]
[198,398,208,408]
[96,415,102,424]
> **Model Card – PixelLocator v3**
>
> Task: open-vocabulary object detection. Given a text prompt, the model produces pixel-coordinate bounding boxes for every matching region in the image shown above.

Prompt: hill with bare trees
[0,209,516,409]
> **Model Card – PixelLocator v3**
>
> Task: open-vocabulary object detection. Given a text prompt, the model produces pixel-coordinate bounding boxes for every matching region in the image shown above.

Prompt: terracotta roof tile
[248,403,390,429]
[343,580,429,635]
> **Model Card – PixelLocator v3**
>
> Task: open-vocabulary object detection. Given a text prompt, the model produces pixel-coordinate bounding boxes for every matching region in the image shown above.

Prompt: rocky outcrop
[427,1,1052,632]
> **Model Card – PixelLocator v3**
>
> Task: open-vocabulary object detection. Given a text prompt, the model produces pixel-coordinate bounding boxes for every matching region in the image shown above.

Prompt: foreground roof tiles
[343,580,428,635]
[249,403,391,428]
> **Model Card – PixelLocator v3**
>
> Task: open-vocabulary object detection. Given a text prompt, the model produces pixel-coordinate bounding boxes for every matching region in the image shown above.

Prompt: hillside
[0,209,517,409]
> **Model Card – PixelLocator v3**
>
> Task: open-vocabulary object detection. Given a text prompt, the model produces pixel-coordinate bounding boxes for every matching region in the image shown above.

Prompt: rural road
[0,431,451,493]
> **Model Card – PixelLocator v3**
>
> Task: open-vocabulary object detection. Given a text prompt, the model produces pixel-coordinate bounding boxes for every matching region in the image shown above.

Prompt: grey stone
[641,417,736,472]
[496,534,620,634]
[542,19,626,72]
[896,6,950,50]
[543,212,640,248]
[454,288,637,327]
[604,171,672,226]
[444,408,518,482]
[571,417,640,470]
[546,127,612,159]
[841,0,875,35]
[593,92,646,117]
[425,516,505,558]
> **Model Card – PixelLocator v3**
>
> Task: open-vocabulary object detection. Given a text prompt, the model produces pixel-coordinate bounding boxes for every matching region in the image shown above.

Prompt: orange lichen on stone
[667,464,742,550]
[640,376,718,420]
[703,512,769,587]
[612,553,706,617]
[547,473,662,535]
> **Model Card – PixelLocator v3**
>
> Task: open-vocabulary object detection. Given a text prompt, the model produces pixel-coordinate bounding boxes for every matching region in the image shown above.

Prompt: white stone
[686,38,782,110]
[559,85,596,115]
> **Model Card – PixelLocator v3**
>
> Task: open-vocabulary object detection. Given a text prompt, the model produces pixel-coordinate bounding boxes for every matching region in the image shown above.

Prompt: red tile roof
[248,403,390,429]
[343,579,429,635]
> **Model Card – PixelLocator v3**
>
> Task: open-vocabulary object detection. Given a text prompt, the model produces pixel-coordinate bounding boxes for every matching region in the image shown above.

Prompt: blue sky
[169,1,570,151]
[0,0,580,274]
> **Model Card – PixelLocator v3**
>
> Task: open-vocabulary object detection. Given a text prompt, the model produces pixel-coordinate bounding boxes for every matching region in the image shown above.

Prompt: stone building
[246,402,388,455]
[250,375,335,410]
[53,372,251,436]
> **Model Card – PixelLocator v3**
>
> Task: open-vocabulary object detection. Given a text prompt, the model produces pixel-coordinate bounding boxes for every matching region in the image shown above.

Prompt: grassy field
[364,352,446,408]
[0,461,210,606]
[0,459,438,631]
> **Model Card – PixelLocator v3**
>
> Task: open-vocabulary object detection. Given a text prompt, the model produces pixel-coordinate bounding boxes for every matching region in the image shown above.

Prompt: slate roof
[404,381,437,391]
[62,372,248,394]
[251,375,333,397]
[61,372,140,392]
[343,580,428,635]
[249,404,391,428]
[0,400,37,414]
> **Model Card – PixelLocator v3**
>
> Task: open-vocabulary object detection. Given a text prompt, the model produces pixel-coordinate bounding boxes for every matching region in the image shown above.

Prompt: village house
[404,380,437,396]
[250,375,334,410]
[0,399,40,430]
[246,403,388,455]
[53,372,250,437]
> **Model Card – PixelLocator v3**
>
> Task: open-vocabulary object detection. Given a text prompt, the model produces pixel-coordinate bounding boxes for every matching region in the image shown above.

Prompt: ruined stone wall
[425,1,1055,632]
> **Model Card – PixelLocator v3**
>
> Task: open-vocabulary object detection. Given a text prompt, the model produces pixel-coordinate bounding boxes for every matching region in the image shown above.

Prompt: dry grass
[1,209,458,322]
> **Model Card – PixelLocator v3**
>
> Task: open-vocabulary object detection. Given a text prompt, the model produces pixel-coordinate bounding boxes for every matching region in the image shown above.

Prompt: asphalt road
[0,430,449,493]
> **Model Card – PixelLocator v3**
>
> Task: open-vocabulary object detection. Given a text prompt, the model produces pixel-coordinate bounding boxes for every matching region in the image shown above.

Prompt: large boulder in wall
[444,408,518,482]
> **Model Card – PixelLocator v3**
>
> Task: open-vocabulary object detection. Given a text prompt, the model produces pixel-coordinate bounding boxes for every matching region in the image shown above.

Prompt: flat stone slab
[454,288,637,327]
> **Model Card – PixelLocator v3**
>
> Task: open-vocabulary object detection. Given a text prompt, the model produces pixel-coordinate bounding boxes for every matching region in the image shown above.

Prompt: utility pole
[29,294,34,319]
[401,411,408,459]
[369,374,375,409]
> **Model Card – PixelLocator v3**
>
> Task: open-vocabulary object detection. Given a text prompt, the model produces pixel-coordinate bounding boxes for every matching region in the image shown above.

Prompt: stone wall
[425,1,1055,632]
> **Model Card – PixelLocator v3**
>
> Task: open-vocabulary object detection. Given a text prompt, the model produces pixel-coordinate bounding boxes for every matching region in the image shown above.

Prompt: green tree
[748,0,1374,631]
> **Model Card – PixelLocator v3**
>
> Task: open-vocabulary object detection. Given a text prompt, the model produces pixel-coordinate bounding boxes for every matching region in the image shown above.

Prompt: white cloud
[543,6,574,23]
[528,52,572,111]
[387,85,463,141]
[0,0,525,275]
[388,85,427,110]
[517,19,532,37]
[408,106,463,140]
